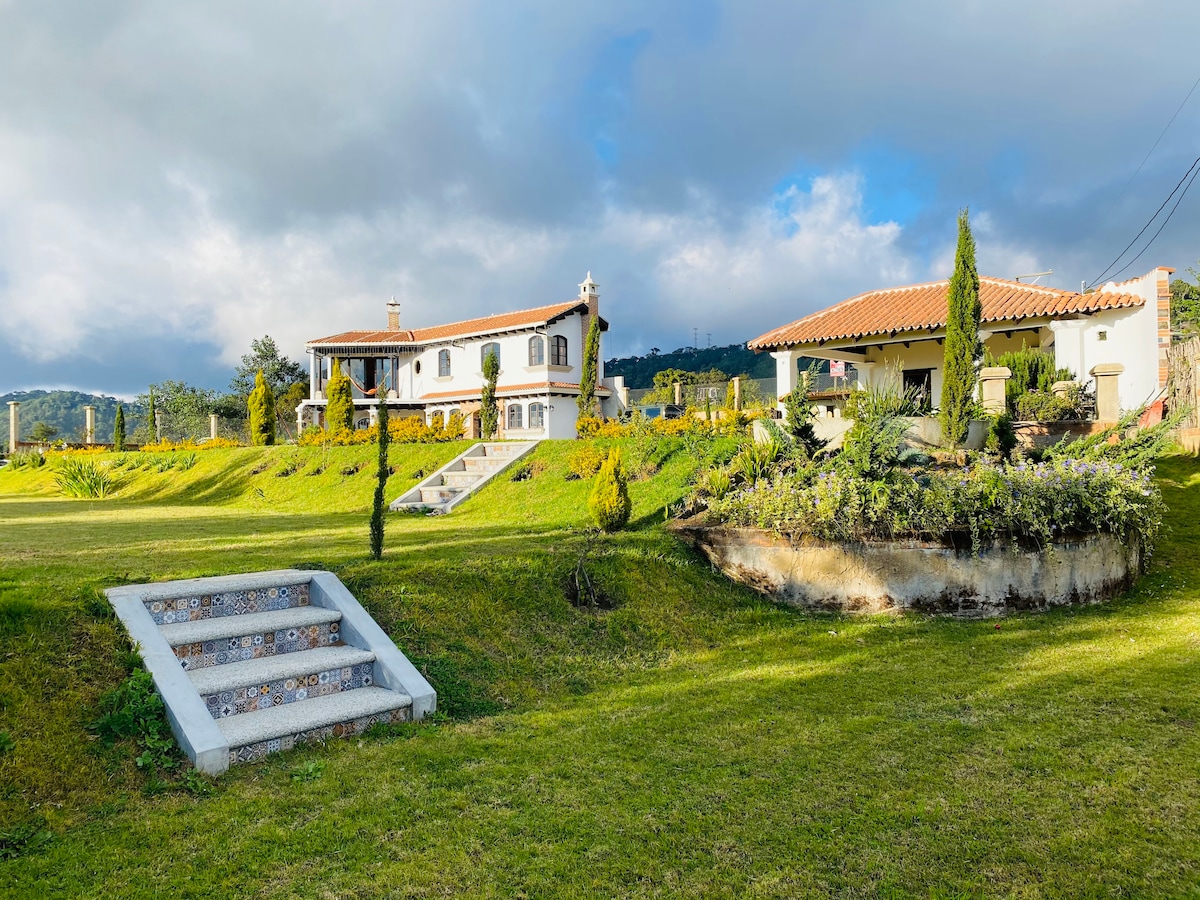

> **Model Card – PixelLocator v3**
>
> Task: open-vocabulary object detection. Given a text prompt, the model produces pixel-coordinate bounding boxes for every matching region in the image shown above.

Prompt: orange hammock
[346,366,393,397]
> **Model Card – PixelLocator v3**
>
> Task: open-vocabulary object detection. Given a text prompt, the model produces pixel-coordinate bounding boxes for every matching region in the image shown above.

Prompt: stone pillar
[732,377,742,411]
[154,410,163,442]
[673,382,682,406]
[978,367,1011,415]
[368,405,378,427]
[209,414,219,441]
[7,402,18,453]
[84,406,96,444]
[1051,381,1075,398]
[1090,363,1125,422]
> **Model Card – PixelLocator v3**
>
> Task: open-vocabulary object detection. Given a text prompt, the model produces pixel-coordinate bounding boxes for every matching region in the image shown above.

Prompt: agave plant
[54,457,115,499]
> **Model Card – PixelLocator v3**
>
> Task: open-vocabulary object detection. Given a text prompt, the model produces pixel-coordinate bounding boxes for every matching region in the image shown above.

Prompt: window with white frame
[528,402,545,429]
[438,349,451,377]
[528,335,545,365]
[481,341,500,368]
[551,335,568,366]
[430,410,444,427]
[507,403,523,429]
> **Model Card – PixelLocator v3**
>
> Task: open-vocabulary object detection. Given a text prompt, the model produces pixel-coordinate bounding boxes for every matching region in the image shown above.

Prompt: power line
[1101,68,1200,220]
[1086,154,1200,289]
[1095,161,1200,286]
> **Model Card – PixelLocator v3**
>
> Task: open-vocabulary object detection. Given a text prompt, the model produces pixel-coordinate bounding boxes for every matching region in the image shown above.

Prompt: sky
[1,1,1198,397]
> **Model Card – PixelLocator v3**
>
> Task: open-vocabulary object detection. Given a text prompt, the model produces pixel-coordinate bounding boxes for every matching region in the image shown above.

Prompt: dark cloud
[1,0,1197,394]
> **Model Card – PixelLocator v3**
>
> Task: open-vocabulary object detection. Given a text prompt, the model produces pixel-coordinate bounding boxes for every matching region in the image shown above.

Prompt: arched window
[551,335,568,366]
[430,410,444,427]
[438,349,451,377]
[481,342,500,368]
[528,402,545,429]
[528,335,545,366]
[507,404,523,430]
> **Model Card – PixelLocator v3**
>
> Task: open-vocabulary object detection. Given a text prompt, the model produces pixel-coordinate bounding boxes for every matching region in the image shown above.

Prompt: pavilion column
[7,402,18,453]
[1090,363,1125,423]
[84,406,96,444]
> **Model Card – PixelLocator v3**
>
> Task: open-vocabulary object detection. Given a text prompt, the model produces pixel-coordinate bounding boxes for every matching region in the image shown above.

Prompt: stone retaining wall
[672,523,1142,617]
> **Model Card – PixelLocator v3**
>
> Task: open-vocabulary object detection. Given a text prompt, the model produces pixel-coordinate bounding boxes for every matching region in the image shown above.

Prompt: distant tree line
[604,343,775,390]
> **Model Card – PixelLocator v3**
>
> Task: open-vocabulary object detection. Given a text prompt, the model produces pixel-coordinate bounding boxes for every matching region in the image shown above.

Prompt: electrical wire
[1086,154,1200,289]
[1094,160,1200,286]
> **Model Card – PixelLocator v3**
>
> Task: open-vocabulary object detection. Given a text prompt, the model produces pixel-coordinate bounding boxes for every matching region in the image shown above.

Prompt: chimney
[386,296,401,331]
[578,271,600,319]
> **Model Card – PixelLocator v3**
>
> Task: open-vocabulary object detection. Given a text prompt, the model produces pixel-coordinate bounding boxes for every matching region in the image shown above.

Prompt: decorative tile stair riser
[106,570,436,775]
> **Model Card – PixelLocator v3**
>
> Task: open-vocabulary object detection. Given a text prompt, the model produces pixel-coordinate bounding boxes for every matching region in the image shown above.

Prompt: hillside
[604,343,775,389]
[0,390,132,446]
[1,445,1199,896]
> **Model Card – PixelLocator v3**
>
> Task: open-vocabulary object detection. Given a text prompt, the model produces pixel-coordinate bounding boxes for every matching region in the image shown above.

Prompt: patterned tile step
[162,607,344,672]
[188,645,375,696]
[217,686,413,751]
[160,605,340,646]
[190,647,377,719]
[143,582,309,625]
[229,706,411,765]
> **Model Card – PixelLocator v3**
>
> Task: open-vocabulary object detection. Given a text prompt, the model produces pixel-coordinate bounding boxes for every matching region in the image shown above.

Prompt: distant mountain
[0,390,135,445]
[604,343,775,389]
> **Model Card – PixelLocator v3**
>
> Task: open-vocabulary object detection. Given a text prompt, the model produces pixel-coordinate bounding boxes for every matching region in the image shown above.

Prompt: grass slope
[1,445,1199,897]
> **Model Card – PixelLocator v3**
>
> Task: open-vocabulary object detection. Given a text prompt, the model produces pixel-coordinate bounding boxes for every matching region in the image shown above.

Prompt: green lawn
[1,444,1199,898]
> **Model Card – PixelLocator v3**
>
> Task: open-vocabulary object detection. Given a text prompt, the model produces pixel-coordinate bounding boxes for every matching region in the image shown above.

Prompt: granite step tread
[219,686,412,747]
[160,606,341,647]
[188,646,376,696]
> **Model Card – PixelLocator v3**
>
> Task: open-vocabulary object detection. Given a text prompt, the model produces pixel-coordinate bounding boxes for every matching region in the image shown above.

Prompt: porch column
[209,414,219,441]
[84,405,96,444]
[309,351,321,400]
[854,362,877,390]
[7,402,18,453]
[978,367,1011,415]
[1090,363,1125,422]
[772,350,800,414]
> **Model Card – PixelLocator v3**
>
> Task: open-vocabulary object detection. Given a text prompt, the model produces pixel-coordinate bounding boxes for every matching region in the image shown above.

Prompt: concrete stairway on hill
[390,441,538,514]
[106,570,436,775]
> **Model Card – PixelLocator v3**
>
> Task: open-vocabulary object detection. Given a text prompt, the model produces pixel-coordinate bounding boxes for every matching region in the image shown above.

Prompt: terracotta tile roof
[747,277,1145,350]
[308,301,603,347]
[418,381,611,402]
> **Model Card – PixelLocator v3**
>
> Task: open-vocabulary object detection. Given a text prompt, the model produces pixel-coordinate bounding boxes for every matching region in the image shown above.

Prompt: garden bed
[672,521,1142,617]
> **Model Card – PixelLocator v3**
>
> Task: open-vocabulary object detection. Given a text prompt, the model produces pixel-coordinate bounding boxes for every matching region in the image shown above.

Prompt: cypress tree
[248,369,277,446]
[939,209,982,447]
[113,405,126,451]
[369,400,390,560]
[324,358,355,432]
[577,316,601,417]
[146,389,157,442]
[480,350,500,439]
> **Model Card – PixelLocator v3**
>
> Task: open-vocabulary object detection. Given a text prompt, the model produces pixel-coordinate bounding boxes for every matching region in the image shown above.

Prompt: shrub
[985,413,1017,456]
[843,378,923,421]
[370,401,390,560]
[567,445,608,480]
[588,448,631,532]
[54,457,115,498]
[7,451,46,469]
[781,362,826,458]
[247,369,277,446]
[324,358,355,433]
[577,316,600,417]
[298,412,463,446]
[986,343,1073,413]
[1015,386,1088,422]
[480,350,500,439]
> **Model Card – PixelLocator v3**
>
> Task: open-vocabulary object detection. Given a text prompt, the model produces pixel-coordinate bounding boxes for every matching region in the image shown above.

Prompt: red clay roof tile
[747,277,1145,350]
[308,301,596,347]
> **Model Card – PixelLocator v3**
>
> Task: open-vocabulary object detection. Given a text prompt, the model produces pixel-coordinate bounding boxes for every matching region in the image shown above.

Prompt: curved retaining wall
[672,524,1142,617]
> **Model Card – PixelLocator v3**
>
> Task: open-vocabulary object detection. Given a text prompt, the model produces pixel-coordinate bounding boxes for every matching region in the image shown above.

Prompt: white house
[299,274,628,439]
[749,267,1172,415]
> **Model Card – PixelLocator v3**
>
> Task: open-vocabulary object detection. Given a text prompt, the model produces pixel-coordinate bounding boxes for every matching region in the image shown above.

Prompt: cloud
[0,0,1196,393]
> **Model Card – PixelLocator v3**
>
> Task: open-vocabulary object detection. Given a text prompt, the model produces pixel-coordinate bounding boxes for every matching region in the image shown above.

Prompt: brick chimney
[386,296,401,331]
[578,272,599,319]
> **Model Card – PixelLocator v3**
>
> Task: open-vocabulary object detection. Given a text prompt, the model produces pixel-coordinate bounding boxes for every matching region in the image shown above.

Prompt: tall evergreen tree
[113,405,125,451]
[577,316,601,417]
[146,388,157,442]
[480,350,500,439]
[939,209,982,447]
[324,358,355,432]
[369,401,391,559]
[248,369,277,446]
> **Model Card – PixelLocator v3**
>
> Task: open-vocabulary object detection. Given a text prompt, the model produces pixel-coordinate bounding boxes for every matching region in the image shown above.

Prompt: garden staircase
[390,441,538,514]
[106,570,436,775]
